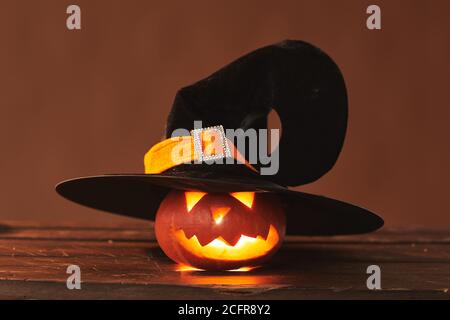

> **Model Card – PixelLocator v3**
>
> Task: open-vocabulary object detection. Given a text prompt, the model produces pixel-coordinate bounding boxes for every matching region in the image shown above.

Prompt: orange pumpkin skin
[155,190,286,270]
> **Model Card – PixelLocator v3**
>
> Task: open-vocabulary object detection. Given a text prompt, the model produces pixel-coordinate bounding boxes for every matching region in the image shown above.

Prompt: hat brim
[56,174,383,236]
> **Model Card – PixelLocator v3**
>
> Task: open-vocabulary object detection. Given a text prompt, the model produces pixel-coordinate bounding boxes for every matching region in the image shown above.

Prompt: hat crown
[165,40,347,187]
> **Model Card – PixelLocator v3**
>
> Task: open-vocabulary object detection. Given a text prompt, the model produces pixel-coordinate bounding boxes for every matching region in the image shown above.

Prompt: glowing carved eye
[185,191,207,212]
[230,192,255,209]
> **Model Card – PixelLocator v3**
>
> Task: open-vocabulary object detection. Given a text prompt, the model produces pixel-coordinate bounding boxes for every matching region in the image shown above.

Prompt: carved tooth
[196,233,217,247]
[180,228,195,240]
[260,224,271,240]
[221,233,242,247]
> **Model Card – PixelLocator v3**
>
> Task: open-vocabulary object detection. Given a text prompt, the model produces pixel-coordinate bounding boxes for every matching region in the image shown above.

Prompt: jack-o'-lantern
[155,190,286,270]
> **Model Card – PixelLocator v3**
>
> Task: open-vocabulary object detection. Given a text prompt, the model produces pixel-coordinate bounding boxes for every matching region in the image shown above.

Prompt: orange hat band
[144,126,257,174]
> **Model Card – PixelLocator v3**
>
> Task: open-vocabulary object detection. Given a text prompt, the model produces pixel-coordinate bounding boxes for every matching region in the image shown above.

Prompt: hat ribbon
[144,125,257,174]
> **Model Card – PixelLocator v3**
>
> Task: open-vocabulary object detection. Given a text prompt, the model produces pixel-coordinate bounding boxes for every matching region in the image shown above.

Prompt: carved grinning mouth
[174,225,280,261]
[181,223,272,247]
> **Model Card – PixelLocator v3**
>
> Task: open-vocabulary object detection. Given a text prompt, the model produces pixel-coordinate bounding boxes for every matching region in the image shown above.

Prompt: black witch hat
[56,40,383,235]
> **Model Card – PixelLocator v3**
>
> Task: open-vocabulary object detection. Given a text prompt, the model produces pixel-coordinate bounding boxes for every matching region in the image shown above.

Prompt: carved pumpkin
[155,190,286,270]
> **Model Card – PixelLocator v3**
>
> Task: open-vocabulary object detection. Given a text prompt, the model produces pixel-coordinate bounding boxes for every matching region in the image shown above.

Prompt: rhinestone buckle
[191,125,232,162]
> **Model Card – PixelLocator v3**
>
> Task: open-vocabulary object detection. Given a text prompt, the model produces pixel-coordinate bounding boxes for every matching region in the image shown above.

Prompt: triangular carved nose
[210,206,231,224]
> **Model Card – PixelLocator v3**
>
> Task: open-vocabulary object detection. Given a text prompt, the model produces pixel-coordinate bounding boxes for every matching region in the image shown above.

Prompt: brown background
[0,0,448,228]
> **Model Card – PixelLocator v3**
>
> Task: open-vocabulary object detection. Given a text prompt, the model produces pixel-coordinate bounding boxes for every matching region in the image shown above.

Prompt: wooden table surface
[0,220,449,300]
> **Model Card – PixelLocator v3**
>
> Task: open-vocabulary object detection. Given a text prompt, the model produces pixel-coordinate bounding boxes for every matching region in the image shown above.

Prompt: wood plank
[0,257,449,290]
[1,222,450,244]
[0,280,448,300]
[0,220,152,229]
[0,239,449,263]
[0,223,154,242]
